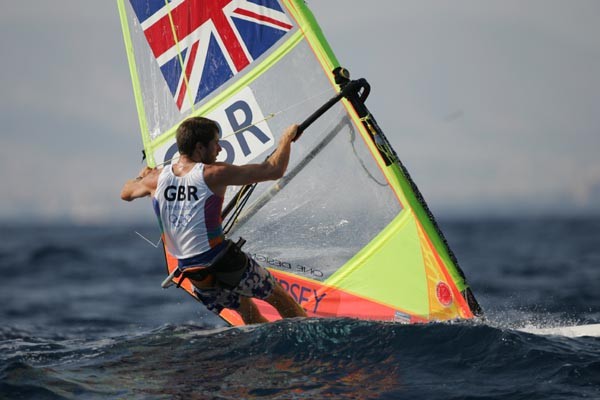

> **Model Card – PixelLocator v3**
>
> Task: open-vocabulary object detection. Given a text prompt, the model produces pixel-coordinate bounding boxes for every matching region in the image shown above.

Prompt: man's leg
[237,297,268,324]
[231,256,307,321]
[192,284,267,324]
[264,281,307,318]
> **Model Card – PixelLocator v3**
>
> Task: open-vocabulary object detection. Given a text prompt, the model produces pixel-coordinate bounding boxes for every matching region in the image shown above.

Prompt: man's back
[154,163,225,259]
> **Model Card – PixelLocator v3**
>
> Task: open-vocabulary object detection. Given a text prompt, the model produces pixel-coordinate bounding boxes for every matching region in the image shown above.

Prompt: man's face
[199,132,221,164]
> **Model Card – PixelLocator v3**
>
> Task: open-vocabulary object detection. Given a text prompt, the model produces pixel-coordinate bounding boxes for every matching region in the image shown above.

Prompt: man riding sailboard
[117,0,482,325]
[121,117,307,324]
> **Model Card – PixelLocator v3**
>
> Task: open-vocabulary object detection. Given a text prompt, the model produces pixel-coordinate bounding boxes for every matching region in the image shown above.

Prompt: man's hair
[176,117,219,157]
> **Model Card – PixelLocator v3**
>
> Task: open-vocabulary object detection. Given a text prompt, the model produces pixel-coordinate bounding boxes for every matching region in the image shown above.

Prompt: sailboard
[117,0,483,326]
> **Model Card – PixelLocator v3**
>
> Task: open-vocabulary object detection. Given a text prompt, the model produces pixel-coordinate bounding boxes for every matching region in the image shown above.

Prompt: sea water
[1,217,599,399]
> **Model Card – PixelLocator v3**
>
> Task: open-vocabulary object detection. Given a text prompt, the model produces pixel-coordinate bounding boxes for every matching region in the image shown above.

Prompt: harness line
[150,87,333,168]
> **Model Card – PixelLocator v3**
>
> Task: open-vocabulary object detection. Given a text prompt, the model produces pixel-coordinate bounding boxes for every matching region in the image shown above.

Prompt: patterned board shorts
[190,256,275,314]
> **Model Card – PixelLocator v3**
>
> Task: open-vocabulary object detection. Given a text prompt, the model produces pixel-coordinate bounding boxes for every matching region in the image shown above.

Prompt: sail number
[158,86,275,166]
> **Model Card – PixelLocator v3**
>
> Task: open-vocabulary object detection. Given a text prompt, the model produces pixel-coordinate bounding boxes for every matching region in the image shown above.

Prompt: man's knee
[264,282,307,318]
[265,282,291,304]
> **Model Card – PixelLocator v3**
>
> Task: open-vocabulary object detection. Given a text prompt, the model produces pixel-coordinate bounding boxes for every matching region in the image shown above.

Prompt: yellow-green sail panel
[326,210,428,316]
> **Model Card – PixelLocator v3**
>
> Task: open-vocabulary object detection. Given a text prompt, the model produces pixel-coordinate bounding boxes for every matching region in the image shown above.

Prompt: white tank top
[153,163,224,259]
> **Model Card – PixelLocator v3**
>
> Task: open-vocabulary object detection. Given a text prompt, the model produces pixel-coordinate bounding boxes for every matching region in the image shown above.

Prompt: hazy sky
[2,1,599,223]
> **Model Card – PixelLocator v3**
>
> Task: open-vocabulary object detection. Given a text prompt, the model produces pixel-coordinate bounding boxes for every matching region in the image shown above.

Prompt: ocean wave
[3,319,598,399]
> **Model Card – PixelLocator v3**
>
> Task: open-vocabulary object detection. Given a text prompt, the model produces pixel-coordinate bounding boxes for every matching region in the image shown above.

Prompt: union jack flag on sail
[129,0,294,112]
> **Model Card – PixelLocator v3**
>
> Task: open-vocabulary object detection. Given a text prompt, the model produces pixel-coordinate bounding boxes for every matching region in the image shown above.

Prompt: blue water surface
[1,217,599,399]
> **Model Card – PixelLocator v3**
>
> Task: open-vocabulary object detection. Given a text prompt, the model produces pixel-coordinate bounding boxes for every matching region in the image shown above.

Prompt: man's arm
[205,124,298,195]
[120,167,159,201]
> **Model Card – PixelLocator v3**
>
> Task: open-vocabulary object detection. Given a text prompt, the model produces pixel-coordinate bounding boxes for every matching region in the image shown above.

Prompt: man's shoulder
[205,161,266,188]
[202,163,232,197]
[206,161,232,168]
[150,166,165,179]
[204,162,235,174]
[144,167,162,188]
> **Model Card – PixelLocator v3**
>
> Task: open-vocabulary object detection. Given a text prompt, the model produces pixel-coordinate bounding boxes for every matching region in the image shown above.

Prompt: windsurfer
[121,117,307,324]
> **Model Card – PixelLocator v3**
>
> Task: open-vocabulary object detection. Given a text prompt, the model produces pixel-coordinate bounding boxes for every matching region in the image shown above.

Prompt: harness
[161,238,249,290]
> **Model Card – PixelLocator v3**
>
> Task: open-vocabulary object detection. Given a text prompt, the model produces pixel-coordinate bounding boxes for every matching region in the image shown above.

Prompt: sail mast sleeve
[284,0,340,73]
[117,0,155,166]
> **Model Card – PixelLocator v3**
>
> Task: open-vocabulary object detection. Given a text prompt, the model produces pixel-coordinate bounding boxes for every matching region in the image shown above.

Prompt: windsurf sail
[117,0,482,325]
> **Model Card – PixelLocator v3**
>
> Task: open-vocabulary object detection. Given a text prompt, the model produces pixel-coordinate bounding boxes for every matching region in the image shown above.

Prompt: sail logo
[252,253,324,278]
[157,86,275,166]
[436,281,454,307]
[129,0,293,112]
[276,277,327,314]
[393,311,411,324]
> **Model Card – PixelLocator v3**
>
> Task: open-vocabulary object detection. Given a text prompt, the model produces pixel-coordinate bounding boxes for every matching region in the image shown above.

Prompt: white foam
[518,323,600,338]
